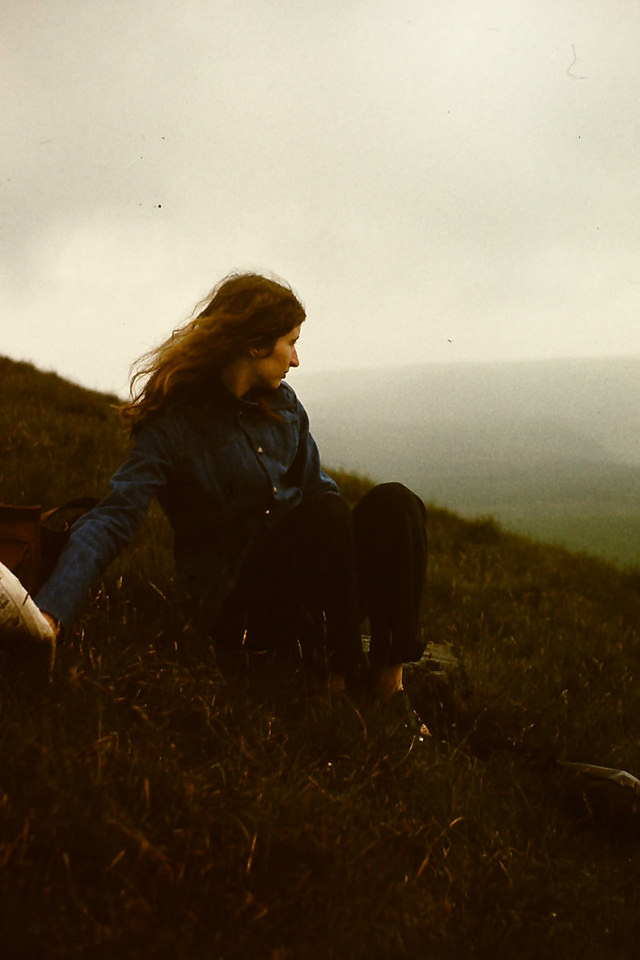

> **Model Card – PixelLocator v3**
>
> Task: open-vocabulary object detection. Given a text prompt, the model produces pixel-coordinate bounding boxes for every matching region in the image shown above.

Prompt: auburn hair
[121,272,305,427]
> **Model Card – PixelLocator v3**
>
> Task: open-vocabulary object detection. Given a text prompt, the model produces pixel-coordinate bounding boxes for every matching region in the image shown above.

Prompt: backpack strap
[40,497,101,525]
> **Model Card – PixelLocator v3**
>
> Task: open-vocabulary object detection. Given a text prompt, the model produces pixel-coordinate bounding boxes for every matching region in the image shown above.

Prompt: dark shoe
[371,689,430,742]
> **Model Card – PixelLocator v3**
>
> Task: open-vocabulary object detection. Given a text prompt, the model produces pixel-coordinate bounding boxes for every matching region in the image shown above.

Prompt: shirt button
[272,486,278,494]
[257,446,264,454]
[265,509,270,516]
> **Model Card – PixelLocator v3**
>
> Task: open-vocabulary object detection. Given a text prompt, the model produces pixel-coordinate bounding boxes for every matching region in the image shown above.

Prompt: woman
[1,273,427,718]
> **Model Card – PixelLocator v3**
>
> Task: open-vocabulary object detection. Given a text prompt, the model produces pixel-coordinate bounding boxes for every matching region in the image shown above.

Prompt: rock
[403,640,473,739]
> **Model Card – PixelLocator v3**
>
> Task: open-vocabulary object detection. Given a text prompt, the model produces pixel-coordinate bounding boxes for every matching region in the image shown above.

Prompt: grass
[499,511,640,571]
[2,357,640,958]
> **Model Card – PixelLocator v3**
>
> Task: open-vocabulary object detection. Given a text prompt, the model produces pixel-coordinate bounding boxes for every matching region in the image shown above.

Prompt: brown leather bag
[0,498,99,595]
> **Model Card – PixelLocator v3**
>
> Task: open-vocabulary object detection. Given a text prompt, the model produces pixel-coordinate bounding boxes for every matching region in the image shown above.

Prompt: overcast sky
[2,0,640,396]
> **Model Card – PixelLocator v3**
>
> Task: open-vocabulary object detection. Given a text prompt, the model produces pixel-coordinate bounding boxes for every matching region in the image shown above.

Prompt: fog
[3,0,640,396]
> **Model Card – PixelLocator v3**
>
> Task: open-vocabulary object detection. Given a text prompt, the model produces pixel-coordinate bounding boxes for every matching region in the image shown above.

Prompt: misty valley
[296,356,640,569]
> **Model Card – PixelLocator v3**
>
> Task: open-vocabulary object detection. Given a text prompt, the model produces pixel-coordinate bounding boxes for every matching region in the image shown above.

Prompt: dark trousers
[213,483,427,678]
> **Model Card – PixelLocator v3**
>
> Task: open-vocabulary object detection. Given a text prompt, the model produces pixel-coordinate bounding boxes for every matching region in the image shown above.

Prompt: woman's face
[249,325,301,391]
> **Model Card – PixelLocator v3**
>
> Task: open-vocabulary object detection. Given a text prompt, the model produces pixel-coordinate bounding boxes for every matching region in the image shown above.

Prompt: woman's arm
[35,418,175,630]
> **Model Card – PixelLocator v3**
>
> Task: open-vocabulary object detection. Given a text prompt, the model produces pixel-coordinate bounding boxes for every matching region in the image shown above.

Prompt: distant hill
[294,357,640,568]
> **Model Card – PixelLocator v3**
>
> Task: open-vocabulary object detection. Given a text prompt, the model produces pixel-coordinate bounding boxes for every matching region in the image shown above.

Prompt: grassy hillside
[2,357,640,958]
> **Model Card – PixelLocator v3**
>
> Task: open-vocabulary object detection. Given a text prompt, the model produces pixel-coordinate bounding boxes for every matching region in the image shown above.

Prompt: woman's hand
[41,611,61,638]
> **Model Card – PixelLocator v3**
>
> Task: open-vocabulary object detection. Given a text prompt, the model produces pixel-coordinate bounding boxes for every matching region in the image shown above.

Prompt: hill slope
[2,356,640,958]
[0,356,128,506]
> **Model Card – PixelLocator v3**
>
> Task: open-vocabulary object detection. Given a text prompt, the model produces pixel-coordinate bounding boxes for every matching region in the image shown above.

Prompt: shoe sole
[0,561,56,669]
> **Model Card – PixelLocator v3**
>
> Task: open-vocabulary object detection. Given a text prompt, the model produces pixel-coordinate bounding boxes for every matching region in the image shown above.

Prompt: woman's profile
[0,272,428,734]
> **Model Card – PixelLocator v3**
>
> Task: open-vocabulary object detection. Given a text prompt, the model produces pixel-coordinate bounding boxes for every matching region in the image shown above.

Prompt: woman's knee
[354,482,426,525]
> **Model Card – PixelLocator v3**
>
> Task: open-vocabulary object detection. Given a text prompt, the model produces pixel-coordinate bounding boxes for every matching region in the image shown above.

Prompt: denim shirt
[36,380,338,629]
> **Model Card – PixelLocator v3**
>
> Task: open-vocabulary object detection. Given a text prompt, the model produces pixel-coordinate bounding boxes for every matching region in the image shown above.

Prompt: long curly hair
[121,272,305,427]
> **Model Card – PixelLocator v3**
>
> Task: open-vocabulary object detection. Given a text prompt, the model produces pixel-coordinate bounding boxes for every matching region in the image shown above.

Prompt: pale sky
[2,0,640,396]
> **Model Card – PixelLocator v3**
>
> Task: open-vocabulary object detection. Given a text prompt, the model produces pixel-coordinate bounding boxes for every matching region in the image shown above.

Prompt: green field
[499,512,640,571]
[2,357,640,959]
